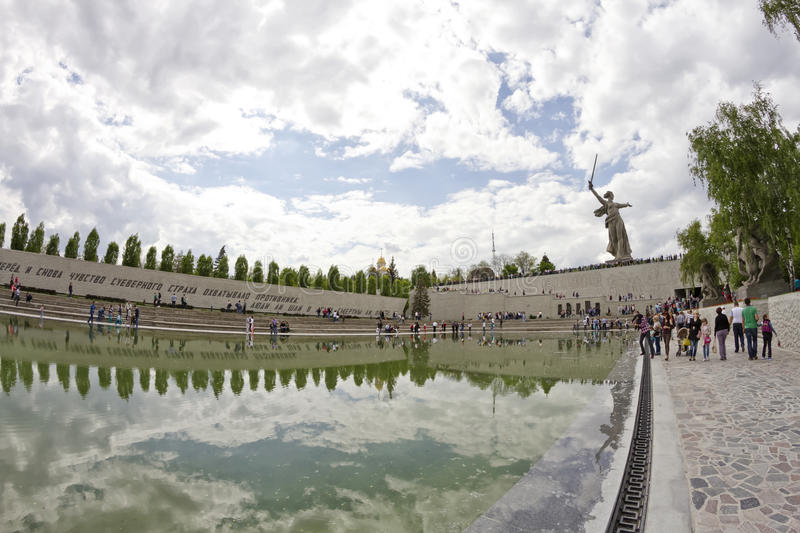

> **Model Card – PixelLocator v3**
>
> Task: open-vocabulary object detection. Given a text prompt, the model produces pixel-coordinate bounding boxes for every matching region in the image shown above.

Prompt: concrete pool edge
[465,341,642,533]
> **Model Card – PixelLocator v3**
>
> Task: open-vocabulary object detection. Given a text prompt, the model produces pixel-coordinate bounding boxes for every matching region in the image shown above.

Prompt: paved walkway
[662,345,800,532]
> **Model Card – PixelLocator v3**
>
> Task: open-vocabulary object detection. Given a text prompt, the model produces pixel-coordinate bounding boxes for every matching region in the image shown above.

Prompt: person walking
[652,316,662,355]
[635,311,651,357]
[761,313,776,360]
[68,282,73,297]
[661,310,673,360]
[687,311,701,361]
[700,318,711,361]
[88,301,96,324]
[714,307,729,360]
[729,300,745,353]
[742,298,759,360]
[134,305,139,329]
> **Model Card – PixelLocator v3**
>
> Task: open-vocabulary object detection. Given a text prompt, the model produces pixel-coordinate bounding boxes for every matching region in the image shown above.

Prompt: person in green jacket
[742,298,760,360]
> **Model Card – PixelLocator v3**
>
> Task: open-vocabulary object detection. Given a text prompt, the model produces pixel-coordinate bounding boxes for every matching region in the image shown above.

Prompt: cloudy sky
[1,0,798,277]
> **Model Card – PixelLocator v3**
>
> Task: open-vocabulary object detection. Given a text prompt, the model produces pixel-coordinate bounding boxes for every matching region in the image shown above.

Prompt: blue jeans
[732,323,744,352]
[745,328,758,359]
[703,342,710,359]
[690,339,699,358]
[653,335,661,355]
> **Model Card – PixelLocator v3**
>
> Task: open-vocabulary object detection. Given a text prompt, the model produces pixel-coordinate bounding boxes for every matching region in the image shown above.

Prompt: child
[761,314,776,360]
[701,318,711,361]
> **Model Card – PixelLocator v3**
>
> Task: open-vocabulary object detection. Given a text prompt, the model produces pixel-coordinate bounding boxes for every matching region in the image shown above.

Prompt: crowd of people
[630,297,777,362]
[87,300,140,329]
[434,254,683,287]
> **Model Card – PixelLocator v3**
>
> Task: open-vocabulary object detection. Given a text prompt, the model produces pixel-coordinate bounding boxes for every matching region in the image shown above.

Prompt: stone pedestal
[736,279,790,300]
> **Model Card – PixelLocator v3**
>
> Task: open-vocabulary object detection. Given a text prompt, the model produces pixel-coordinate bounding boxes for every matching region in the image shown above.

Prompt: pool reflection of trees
[1,357,617,404]
[2,317,630,400]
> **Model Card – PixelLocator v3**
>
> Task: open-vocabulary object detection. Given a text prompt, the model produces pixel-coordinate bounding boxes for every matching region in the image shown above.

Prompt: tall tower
[491,230,496,267]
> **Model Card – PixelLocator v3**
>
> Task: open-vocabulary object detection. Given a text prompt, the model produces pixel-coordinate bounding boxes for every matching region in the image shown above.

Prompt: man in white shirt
[729,300,745,353]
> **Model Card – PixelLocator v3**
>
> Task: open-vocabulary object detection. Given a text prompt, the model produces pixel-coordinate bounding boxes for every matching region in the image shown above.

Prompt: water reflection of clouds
[0,330,627,532]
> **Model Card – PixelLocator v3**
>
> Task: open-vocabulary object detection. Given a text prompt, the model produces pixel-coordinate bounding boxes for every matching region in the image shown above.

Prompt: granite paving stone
[663,342,800,533]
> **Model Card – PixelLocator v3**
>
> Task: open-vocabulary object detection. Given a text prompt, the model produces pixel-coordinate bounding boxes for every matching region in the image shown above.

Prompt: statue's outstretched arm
[616,201,632,209]
[588,184,604,203]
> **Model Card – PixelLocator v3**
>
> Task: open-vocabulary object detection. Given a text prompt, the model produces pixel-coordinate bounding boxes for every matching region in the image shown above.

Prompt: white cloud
[323,176,372,185]
[0,0,798,273]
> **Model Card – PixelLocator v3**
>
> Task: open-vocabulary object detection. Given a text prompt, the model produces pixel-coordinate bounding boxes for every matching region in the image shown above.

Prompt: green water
[0,318,629,532]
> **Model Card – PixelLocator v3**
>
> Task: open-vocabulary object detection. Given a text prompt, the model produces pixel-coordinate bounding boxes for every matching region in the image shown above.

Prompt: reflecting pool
[0,318,632,532]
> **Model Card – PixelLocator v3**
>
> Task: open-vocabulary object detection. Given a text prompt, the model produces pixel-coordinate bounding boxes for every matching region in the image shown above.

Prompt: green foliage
[234,255,249,281]
[688,85,800,279]
[195,254,213,277]
[448,267,464,283]
[760,0,800,41]
[159,245,175,272]
[297,265,310,288]
[45,234,60,256]
[387,257,398,283]
[327,265,341,291]
[10,214,28,250]
[25,222,45,253]
[64,232,80,258]
[280,267,298,286]
[393,278,411,298]
[103,241,119,264]
[380,275,391,296]
[677,220,719,285]
[121,234,142,267]
[251,260,264,283]
[312,269,326,289]
[0,222,5,248]
[354,270,366,293]
[502,263,519,276]
[83,228,99,261]
[214,246,227,270]
[180,250,195,274]
[410,265,431,288]
[214,255,229,278]
[367,274,377,295]
[430,269,437,285]
[538,254,555,272]
[173,250,184,272]
[410,279,430,317]
[267,260,279,284]
[514,251,536,275]
[707,209,746,287]
[144,246,157,269]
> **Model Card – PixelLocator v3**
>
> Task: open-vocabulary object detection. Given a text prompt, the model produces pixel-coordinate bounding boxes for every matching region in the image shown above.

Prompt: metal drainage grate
[606,353,653,533]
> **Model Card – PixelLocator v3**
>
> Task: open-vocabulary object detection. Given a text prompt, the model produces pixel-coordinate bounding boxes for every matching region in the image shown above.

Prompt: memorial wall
[427,260,689,320]
[436,260,686,299]
[0,249,405,318]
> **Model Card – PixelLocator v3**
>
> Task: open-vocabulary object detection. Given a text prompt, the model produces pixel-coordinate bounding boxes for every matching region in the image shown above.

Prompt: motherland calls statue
[589,182,633,263]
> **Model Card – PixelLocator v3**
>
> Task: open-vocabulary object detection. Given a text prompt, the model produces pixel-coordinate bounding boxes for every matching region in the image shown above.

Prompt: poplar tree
[144,246,157,269]
[104,242,120,264]
[251,260,264,283]
[10,214,28,250]
[83,228,100,261]
[25,222,45,253]
[159,245,175,272]
[234,255,249,281]
[179,250,195,274]
[64,232,81,258]
[121,234,142,267]
[45,234,60,256]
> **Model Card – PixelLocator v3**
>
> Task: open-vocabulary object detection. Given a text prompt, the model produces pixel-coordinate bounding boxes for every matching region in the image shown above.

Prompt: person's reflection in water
[133,330,138,346]
[65,329,70,346]
[88,325,94,342]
